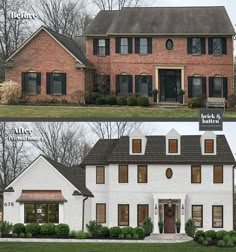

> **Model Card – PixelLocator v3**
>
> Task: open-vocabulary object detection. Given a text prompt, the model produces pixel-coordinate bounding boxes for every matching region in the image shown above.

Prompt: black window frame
[116,75,133,96]
[96,203,106,223]
[116,37,132,54]
[21,72,41,95]
[213,165,223,184]
[137,165,147,183]
[135,75,152,97]
[166,39,173,50]
[187,37,205,54]
[208,37,227,55]
[191,165,201,184]
[192,205,203,228]
[137,204,149,226]
[212,205,223,228]
[96,166,105,184]
[46,72,66,95]
[119,165,128,183]
[209,76,228,99]
[118,204,129,226]
[93,38,110,56]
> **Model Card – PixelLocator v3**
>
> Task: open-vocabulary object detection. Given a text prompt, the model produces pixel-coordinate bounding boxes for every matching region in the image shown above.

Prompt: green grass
[0,105,235,118]
[0,241,233,252]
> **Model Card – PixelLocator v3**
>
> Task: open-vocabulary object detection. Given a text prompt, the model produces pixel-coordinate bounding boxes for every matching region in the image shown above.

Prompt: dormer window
[132,139,141,153]
[204,139,214,153]
[168,139,178,153]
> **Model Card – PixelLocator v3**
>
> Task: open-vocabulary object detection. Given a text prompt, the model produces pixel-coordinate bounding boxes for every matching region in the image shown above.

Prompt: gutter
[82,196,88,232]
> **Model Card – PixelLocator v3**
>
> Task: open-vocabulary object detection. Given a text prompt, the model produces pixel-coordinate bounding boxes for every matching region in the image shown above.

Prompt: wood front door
[164,204,175,233]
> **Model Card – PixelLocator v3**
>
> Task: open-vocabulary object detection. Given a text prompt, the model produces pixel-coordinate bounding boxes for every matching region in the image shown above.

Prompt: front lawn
[0,241,232,252]
[0,105,235,118]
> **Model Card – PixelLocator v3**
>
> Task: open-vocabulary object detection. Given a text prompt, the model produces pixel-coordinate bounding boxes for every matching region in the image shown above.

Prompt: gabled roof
[82,135,235,165]
[86,6,235,36]
[6,26,92,67]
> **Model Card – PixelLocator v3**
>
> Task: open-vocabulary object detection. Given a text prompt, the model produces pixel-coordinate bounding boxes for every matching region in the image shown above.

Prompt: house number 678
[4,202,14,207]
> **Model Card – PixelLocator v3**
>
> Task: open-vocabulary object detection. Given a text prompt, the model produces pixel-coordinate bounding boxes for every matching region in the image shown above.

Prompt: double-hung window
[212,205,223,228]
[135,75,152,97]
[209,77,227,99]
[116,75,132,96]
[93,39,110,55]
[187,38,205,54]
[135,37,152,54]
[22,72,41,95]
[192,205,203,228]
[188,76,206,98]
[46,72,66,95]
[208,37,227,55]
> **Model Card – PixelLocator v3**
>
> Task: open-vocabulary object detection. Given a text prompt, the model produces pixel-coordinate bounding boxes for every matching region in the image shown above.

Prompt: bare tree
[32,0,92,37]
[0,122,30,190]
[31,122,91,167]
[91,0,143,10]
[88,122,143,139]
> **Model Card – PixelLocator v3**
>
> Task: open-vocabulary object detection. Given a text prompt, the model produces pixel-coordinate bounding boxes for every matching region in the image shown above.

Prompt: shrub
[133,233,139,239]
[88,92,101,104]
[126,234,132,239]
[228,230,236,236]
[225,239,234,247]
[142,217,153,236]
[198,236,205,243]
[25,223,40,236]
[223,235,231,242]
[229,94,236,108]
[12,233,18,238]
[0,221,13,237]
[40,223,55,236]
[216,240,225,247]
[205,230,216,239]
[188,98,201,108]
[195,230,205,241]
[216,230,228,240]
[95,97,106,105]
[0,81,20,105]
[127,96,138,106]
[19,232,25,238]
[69,230,77,238]
[56,224,70,238]
[13,223,25,235]
[133,227,145,239]
[118,233,125,239]
[185,219,196,238]
[202,240,209,246]
[206,237,212,242]
[109,226,121,238]
[121,227,134,237]
[26,232,32,238]
[98,226,109,238]
[106,96,117,105]
[137,96,149,106]
[117,96,127,105]
[86,220,102,237]
[76,231,89,239]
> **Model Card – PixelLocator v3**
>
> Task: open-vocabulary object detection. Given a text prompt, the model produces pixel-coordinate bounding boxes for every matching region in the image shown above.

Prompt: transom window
[204,139,214,153]
[24,203,59,223]
[214,165,223,183]
[96,166,105,184]
[119,165,128,183]
[132,139,142,153]
[22,72,41,95]
[192,205,203,228]
[138,165,147,183]
[168,139,178,153]
[191,165,201,183]
[96,203,106,223]
[46,72,66,95]
[118,204,129,226]
[212,205,223,228]
[137,205,148,226]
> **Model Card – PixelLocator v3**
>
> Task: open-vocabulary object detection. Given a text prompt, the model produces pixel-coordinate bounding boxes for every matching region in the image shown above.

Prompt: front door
[164,204,175,233]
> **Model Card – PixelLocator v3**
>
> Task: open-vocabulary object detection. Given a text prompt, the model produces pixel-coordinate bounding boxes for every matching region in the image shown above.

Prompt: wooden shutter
[147,75,152,97]
[200,38,206,54]
[208,77,214,97]
[147,37,152,54]
[135,75,140,94]
[46,73,51,94]
[115,37,120,53]
[188,76,193,98]
[93,39,98,55]
[222,37,227,54]
[135,38,140,54]
[201,77,206,97]
[128,75,133,93]
[105,39,110,55]
[62,73,67,95]
[116,75,120,95]
[223,77,228,99]
[208,38,213,54]
[21,72,27,93]
[36,72,41,94]
[128,38,132,53]
[187,38,192,54]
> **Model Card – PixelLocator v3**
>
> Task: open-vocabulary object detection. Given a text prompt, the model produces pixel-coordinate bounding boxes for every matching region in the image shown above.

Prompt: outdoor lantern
[155,204,158,215]
[181,204,185,215]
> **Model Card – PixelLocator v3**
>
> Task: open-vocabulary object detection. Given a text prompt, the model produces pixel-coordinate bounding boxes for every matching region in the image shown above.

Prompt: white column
[59,203,64,223]
[153,198,159,234]
[180,197,185,234]
[19,203,24,223]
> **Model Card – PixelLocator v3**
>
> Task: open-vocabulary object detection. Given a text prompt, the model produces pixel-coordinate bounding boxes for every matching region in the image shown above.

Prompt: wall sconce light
[155,204,158,215]
[181,204,185,215]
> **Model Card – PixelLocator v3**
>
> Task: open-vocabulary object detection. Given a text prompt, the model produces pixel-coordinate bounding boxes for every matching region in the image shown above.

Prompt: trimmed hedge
[40,224,56,236]
[204,230,216,239]
[216,230,228,240]
[109,226,121,238]
[12,223,25,235]
[25,223,40,236]
[121,227,134,237]
[133,227,145,239]
[56,224,70,238]
[95,97,106,105]
[127,96,138,106]
[117,96,127,105]
[106,96,117,105]
[137,96,149,106]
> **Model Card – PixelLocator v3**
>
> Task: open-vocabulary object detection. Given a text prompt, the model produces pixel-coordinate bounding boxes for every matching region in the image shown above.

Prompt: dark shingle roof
[86,6,235,35]
[82,135,235,165]
[43,156,93,197]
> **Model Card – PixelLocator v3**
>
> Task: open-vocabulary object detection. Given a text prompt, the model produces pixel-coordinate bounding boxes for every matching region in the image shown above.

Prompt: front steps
[144,233,193,243]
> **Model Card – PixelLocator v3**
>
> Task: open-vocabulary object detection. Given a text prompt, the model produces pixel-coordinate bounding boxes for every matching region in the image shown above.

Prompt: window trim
[166,168,173,179]
[212,205,223,228]
[132,139,142,153]
[137,165,148,183]
[96,203,106,224]
[137,204,149,226]
[168,139,178,153]
[118,204,129,226]
[213,165,223,184]
[96,166,105,184]
[192,205,203,228]
[118,165,128,183]
[191,165,201,184]
[204,139,214,154]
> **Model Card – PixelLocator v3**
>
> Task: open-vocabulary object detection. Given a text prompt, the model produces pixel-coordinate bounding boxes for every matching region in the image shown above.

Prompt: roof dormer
[200,131,216,155]
[166,129,181,155]
[129,128,147,155]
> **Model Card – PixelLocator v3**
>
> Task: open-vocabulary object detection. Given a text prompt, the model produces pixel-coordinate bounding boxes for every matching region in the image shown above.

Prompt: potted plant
[158,220,164,234]
[178,89,185,104]
[175,219,181,233]
[152,89,158,103]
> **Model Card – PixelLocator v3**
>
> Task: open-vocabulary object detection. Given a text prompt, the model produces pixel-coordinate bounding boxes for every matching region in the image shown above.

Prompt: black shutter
[62,73,67,95]
[106,75,110,94]
[93,39,98,55]
[36,72,41,94]
[201,77,206,97]
[187,38,192,54]
[208,77,214,97]
[222,37,227,54]
[135,38,140,54]
[223,77,228,99]
[116,75,120,95]
[105,39,110,55]
[188,76,193,98]
[21,72,26,93]
[115,38,120,53]
[200,38,206,54]
[46,72,51,94]
[147,75,153,97]
[135,75,140,94]
[128,38,132,53]
[208,38,213,54]
[128,75,133,93]
[147,37,152,54]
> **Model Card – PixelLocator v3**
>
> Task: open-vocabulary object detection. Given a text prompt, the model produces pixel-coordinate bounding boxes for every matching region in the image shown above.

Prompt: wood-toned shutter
[105,39,110,55]
[36,72,41,94]
[116,75,120,95]
[46,72,51,94]
[62,73,67,95]
[115,37,120,53]
[201,77,206,97]
[135,38,140,54]
[208,38,213,54]
[135,75,140,94]
[208,77,214,97]
[21,72,26,93]
[223,77,228,99]
[187,38,192,54]
[200,38,206,54]
[188,76,193,98]
[147,75,153,97]
[128,75,133,93]
[147,37,152,54]
[222,37,227,54]
[93,39,98,55]
[128,38,132,53]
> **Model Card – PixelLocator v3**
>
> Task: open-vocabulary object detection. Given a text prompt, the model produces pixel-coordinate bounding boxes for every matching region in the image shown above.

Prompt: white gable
[200,131,217,155]
[129,128,147,155]
[166,128,181,155]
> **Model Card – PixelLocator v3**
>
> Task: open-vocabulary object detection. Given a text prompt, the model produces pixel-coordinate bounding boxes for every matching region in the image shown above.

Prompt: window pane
[120,38,128,54]
[140,38,147,54]
[192,77,202,98]
[213,206,223,228]
[96,166,105,184]
[119,165,128,183]
[205,139,214,153]
[138,205,148,226]
[118,205,129,226]
[139,76,148,96]
[192,38,201,54]
[138,165,147,183]
[25,204,35,223]
[213,38,222,54]
[192,205,202,227]
[98,39,105,55]
[169,139,178,153]
[191,166,201,183]
[214,165,223,183]
[213,78,223,97]
[48,204,59,223]
[26,72,37,94]
[96,204,106,223]
[36,203,47,223]
[51,73,63,94]
[132,139,141,153]
[119,76,129,96]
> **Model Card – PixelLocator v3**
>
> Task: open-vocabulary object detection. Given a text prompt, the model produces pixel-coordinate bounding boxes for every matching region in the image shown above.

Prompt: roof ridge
[42,26,73,40]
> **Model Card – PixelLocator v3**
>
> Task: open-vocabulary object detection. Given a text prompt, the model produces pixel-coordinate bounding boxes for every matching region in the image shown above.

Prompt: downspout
[233,165,236,230]
[82,196,88,232]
